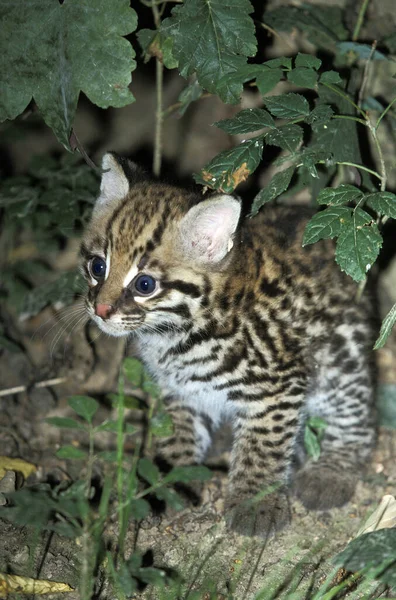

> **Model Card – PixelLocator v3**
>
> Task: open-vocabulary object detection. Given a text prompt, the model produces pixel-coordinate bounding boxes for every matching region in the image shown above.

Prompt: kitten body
[81,154,376,536]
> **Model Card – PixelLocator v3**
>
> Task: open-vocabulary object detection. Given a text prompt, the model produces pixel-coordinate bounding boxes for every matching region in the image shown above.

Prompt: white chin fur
[93,317,130,338]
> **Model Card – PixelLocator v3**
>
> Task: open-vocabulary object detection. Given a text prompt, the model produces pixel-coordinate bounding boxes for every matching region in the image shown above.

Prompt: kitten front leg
[225,390,304,537]
[155,396,213,467]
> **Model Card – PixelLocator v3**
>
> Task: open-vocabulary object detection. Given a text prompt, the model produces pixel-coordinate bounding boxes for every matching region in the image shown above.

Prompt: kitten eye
[89,256,106,280]
[134,274,157,296]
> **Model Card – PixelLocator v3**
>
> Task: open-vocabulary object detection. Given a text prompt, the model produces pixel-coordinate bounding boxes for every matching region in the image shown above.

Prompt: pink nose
[95,303,113,319]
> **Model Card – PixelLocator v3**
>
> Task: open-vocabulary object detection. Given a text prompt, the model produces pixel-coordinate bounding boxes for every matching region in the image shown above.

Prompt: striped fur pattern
[81,153,376,537]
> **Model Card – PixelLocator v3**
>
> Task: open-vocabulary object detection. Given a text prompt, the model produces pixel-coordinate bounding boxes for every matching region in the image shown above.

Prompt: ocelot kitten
[81,153,376,537]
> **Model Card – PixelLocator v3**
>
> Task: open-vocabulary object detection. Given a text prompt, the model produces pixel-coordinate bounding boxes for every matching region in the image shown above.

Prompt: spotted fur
[81,153,376,537]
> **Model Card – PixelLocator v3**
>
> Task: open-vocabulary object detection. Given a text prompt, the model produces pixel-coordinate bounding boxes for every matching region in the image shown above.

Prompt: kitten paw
[224,491,291,538]
[293,464,357,510]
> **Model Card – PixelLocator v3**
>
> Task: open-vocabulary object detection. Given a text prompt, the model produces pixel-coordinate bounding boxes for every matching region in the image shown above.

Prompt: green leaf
[162,0,256,104]
[264,57,292,70]
[295,53,322,69]
[130,498,150,522]
[214,108,276,135]
[68,396,99,423]
[98,451,118,462]
[21,270,87,319]
[335,208,382,281]
[304,426,321,461]
[256,68,283,96]
[137,458,160,486]
[374,303,396,350]
[0,0,137,148]
[164,465,212,484]
[45,417,86,430]
[377,383,396,427]
[266,124,303,153]
[138,567,167,586]
[366,192,396,219]
[56,446,87,460]
[263,93,310,119]
[302,206,352,245]
[307,417,328,432]
[317,184,363,207]
[336,42,387,61]
[142,375,161,398]
[305,104,334,126]
[320,70,342,84]
[154,486,185,511]
[176,79,203,117]
[150,412,174,438]
[137,28,178,69]
[194,137,264,193]
[250,166,295,216]
[123,358,144,387]
[335,529,396,588]
[287,67,318,89]
[94,420,119,433]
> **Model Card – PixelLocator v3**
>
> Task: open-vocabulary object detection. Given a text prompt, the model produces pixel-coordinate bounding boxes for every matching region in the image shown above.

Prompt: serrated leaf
[304,426,321,461]
[264,57,292,70]
[0,0,137,148]
[250,166,295,216]
[164,465,212,484]
[305,104,334,126]
[214,108,275,134]
[162,0,256,104]
[266,124,303,153]
[317,184,363,207]
[150,412,174,437]
[335,208,382,281]
[137,458,160,486]
[256,68,283,96]
[335,529,396,587]
[374,303,396,350]
[123,357,144,387]
[320,70,342,84]
[287,67,318,89]
[337,42,387,61]
[45,417,86,430]
[137,28,178,69]
[366,192,396,219]
[56,445,87,460]
[302,206,352,245]
[130,498,150,521]
[68,396,98,423]
[20,270,87,319]
[176,79,203,117]
[263,93,310,119]
[154,486,185,511]
[194,137,264,193]
[295,53,322,70]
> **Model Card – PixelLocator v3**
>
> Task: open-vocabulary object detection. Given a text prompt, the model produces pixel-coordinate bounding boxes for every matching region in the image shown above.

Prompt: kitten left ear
[96,153,140,210]
[179,195,241,264]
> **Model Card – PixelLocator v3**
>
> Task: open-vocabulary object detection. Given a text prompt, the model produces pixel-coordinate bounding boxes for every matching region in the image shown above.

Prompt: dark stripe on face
[151,303,192,319]
[161,280,201,298]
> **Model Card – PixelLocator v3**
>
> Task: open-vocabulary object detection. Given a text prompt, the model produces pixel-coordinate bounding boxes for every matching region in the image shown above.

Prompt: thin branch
[376,95,396,130]
[0,377,67,398]
[332,114,367,126]
[257,20,296,51]
[358,40,377,108]
[368,121,387,191]
[69,129,100,173]
[321,83,367,118]
[352,0,371,41]
[151,0,164,177]
[162,91,212,119]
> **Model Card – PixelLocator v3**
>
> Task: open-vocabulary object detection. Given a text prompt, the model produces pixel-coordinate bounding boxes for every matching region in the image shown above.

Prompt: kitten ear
[96,152,143,210]
[179,195,241,264]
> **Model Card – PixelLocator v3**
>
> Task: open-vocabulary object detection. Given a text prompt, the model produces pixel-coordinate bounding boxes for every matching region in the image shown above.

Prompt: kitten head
[81,153,241,337]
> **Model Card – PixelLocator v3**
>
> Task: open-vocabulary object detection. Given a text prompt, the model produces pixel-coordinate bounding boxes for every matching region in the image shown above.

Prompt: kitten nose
[95,303,113,319]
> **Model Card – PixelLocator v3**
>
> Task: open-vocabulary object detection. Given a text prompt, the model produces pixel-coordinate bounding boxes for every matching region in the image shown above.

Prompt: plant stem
[321,83,366,118]
[152,0,163,177]
[376,95,396,130]
[332,114,367,126]
[358,40,376,108]
[311,160,381,181]
[352,0,371,41]
[367,121,387,191]
[116,371,126,557]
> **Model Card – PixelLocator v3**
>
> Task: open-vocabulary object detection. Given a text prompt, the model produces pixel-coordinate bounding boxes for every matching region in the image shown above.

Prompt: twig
[151,0,163,177]
[358,40,377,108]
[352,0,371,41]
[257,20,296,51]
[0,377,67,398]
[376,95,396,130]
[69,129,100,173]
